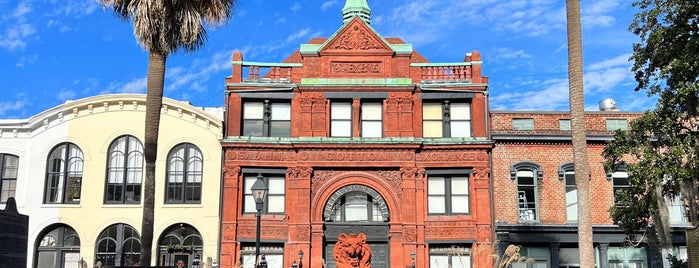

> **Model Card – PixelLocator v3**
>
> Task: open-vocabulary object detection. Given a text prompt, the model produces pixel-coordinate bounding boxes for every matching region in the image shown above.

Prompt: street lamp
[251,174,268,268]
[410,250,416,268]
[298,250,304,268]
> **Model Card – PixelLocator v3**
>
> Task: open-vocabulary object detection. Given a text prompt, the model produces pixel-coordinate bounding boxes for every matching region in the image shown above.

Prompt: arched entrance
[157,223,203,268]
[35,224,81,268]
[323,184,390,268]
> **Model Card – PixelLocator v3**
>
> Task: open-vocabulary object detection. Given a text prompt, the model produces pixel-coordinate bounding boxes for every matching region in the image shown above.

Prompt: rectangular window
[429,245,471,268]
[516,170,537,221]
[423,101,471,138]
[330,101,352,137]
[428,174,469,215]
[612,171,630,207]
[361,102,382,137]
[606,119,628,131]
[243,101,291,137]
[243,172,286,214]
[559,119,571,131]
[1,154,18,203]
[512,118,534,130]
[564,170,577,222]
[668,196,686,225]
[241,243,283,268]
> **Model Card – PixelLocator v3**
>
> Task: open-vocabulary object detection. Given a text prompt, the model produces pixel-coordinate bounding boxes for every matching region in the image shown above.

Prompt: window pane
[331,121,352,137]
[428,178,445,194]
[268,196,285,213]
[451,177,469,194]
[450,255,470,268]
[450,121,471,137]
[423,121,443,137]
[268,177,285,194]
[243,102,263,119]
[271,103,290,120]
[513,119,534,130]
[430,255,449,268]
[428,196,445,213]
[450,103,470,120]
[361,121,382,137]
[270,121,291,137]
[244,195,256,212]
[331,103,352,120]
[361,103,382,120]
[560,119,571,131]
[243,121,263,136]
[451,196,469,213]
[423,103,442,120]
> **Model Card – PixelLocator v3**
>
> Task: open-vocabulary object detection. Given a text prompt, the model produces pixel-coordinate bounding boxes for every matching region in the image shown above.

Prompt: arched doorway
[94,223,141,266]
[157,223,203,268]
[323,184,390,268]
[35,224,81,268]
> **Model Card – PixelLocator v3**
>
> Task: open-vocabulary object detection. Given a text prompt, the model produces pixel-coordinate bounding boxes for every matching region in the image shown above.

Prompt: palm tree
[99,0,237,265]
[565,0,594,267]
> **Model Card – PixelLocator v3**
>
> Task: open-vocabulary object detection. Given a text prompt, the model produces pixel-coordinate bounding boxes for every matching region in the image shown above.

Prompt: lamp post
[298,250,304,268]
[251,174,268,268]
[410,250,416,268]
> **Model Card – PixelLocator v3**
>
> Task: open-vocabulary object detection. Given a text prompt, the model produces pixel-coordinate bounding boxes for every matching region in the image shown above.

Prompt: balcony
[412,63,474,84]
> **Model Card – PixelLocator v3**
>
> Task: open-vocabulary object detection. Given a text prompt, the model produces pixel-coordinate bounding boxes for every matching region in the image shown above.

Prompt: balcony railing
[236,62,302,83]
[411,63,475,83]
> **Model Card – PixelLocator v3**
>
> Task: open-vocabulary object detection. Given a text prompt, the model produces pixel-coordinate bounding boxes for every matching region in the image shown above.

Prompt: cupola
[342,0,371,24]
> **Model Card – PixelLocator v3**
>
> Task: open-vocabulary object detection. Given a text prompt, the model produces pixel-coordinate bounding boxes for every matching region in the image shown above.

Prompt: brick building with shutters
[491,102,688,268]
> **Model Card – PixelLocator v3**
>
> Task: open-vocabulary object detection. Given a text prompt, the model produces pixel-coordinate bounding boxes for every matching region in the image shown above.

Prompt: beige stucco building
[0,94,223,268]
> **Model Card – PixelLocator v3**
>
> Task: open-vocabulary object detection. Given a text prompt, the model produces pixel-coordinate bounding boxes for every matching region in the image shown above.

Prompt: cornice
[0,94,223,138]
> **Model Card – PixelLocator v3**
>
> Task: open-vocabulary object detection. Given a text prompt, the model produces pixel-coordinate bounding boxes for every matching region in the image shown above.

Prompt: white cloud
[291,2,302,12]
[101,77,147,94]
[321,1,338,12]
[48,0,99,17]
[15,53,38,67]
[0,100,27,117]
[56,89,77,101]
[491,47,532,60]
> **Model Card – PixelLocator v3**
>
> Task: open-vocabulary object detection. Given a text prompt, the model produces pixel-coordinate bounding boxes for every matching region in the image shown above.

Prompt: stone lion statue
[333,233,372,268]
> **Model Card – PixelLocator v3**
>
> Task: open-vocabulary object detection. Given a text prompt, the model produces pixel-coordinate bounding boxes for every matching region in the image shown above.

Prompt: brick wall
[491,111,643,225]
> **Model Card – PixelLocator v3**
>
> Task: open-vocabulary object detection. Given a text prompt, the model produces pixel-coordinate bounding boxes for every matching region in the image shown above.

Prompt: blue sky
[0,0,653,119]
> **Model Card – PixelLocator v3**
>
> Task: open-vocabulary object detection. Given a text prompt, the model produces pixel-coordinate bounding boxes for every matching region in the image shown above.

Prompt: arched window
[44,143,84,204]
[157,223,203,267]
[510,161,543,222]
[324,185,389,222]
[35,224,80,268]
[0,153,19,203]
[166,143,203,204]
[105,135,143,204]
[95,224,141,266]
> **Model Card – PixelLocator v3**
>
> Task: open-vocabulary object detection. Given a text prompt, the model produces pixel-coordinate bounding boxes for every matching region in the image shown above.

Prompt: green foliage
[604,0,699,239]
[668,254,688,268]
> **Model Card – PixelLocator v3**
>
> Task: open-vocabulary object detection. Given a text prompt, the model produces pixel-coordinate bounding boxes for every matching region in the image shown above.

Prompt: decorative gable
[320,17,393,55]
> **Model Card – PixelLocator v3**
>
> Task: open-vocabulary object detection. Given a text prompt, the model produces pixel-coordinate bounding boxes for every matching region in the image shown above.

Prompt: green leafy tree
[99,0,237,265]
[565,0,594,266]
[603,0,699,264]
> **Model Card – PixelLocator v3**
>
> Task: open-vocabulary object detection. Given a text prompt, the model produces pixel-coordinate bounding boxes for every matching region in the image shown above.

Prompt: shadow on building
[0,197,28,267]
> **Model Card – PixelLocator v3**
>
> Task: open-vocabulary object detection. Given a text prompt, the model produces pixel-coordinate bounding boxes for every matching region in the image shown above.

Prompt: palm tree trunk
[140,51,167,266]
[566,0,594,267]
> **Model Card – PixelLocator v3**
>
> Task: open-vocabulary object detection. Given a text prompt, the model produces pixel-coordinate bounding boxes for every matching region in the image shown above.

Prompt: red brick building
[220,1,493,267]
[491,101,688,268]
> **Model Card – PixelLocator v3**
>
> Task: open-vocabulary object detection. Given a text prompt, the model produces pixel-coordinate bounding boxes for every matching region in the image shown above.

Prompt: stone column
[598,243,609,268]
[549,242,560,268]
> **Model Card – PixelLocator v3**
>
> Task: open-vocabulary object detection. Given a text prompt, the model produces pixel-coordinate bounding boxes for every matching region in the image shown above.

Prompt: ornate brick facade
[220,2,493,267]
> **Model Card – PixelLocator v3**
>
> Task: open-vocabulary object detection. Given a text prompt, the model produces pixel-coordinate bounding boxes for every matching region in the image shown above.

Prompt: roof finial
[342,0,371,24]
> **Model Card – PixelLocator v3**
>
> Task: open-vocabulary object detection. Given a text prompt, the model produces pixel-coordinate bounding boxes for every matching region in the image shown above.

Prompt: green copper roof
[342,0,371,24]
